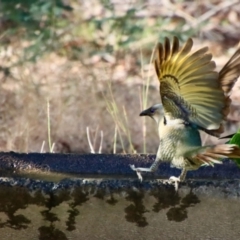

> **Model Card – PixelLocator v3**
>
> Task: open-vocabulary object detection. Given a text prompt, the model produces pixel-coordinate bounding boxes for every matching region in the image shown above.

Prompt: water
[0,173,239,240]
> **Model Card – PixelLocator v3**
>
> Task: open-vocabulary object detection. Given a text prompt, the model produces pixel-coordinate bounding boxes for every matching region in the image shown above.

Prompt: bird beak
[139,108,151,117]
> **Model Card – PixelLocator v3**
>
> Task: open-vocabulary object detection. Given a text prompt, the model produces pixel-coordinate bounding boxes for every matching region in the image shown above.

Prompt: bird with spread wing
[130,36,240,190]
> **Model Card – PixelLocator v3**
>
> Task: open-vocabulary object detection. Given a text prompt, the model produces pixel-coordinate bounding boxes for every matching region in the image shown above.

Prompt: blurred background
[0,0,239,153]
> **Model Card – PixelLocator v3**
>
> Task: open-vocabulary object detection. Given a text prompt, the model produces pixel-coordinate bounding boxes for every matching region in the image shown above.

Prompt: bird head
[139,104,163,124]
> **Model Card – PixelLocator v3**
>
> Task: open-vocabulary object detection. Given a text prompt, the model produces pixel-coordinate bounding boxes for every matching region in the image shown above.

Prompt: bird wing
[219,46,240,95]
[154,37,225,130]
[183,144,240,167]
[203,45,240,137]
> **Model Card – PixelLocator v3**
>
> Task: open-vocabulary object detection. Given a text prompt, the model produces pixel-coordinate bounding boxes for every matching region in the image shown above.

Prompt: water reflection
[39,191,70,238]
[124,189,149,227]
[0,186,33,229]
[66,187,89,231]
[151,188,200,222]
[0,183,213,238]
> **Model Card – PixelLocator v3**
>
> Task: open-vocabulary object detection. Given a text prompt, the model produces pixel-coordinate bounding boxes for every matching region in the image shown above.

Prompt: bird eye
[150,108,155,113]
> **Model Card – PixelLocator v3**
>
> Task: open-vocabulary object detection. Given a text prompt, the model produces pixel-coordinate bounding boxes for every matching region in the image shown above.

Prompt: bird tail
[194,144,240,166]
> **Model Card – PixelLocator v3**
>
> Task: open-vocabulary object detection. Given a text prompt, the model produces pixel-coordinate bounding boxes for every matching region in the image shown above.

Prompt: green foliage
[1,0,72,31]
[0,0,72,62]
[92,8,143,49]
[0,1,199,70]
[228,129,240,167]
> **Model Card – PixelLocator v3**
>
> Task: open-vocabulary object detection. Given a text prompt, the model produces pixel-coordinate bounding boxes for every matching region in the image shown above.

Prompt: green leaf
[228,129,240,167]
[229,129,240,146]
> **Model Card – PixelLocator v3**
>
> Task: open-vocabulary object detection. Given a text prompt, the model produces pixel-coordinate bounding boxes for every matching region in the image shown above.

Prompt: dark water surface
[0,176,239,240]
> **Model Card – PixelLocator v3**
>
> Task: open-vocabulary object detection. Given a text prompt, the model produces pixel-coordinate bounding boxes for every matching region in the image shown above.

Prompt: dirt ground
[0,0,239,153]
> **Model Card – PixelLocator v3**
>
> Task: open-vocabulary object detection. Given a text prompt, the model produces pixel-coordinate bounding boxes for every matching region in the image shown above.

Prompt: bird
[130,36,240,190]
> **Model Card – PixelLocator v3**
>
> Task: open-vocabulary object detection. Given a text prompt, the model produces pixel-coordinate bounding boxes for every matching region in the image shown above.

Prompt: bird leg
[130,157,187,191]
[166,168,187,191]
[130,157,161,181]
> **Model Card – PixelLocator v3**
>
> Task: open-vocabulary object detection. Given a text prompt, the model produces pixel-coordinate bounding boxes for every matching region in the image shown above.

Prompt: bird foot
[164,176,180,191]
[129,165,143,181]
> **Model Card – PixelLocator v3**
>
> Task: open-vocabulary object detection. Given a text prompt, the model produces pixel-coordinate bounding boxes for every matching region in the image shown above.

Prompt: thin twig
[98,130,103,154]
[113,125,118,154]
[93,125,99,151]
[47,100,52,152]
[140,41,158,153]
[50,142,55,153]
[123,105,135,153]
[194,0,239,27]
[40,141,45,153]
[86,126,95,153]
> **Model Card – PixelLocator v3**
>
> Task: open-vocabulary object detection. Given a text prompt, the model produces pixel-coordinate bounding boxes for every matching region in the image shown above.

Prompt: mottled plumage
[131,37,240,190]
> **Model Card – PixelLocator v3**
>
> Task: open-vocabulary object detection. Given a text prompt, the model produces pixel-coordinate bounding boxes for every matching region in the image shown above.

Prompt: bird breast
[158,120,202,165]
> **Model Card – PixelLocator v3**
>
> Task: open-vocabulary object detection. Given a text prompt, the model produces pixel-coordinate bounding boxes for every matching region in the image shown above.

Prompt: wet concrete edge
[0,151,240,178]
[0,152,239,194]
